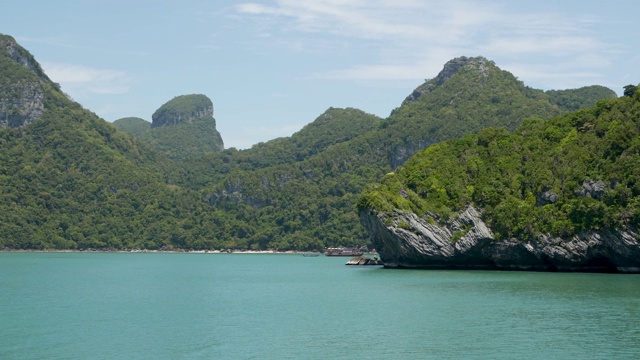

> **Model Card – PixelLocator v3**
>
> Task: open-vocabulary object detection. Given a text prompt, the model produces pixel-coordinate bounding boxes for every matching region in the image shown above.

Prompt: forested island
[358,85,640,272]
[1,33,638,271]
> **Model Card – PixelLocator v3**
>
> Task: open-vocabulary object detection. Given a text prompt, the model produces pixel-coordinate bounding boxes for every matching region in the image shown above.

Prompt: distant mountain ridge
[183,56,618,250]
[112,117,150,137]
[0,33,624,253]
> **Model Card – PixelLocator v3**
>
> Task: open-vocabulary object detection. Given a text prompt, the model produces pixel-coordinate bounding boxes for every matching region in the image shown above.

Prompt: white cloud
[313,60,441,81]
[236,3,289,16]
[41,62,132,95]
[235,0,620,87]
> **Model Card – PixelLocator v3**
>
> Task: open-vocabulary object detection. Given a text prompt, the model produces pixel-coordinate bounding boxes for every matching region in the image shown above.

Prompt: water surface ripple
[1,253,638,359]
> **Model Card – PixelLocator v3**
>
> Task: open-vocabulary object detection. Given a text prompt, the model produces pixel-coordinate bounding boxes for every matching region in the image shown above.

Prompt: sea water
[0,252,638,359]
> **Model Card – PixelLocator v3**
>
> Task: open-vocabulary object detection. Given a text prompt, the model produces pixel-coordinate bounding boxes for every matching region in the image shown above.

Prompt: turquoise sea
[1,252,639,359]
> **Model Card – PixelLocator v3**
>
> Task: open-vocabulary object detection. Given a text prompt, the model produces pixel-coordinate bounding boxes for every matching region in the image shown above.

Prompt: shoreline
[0,248,323,255]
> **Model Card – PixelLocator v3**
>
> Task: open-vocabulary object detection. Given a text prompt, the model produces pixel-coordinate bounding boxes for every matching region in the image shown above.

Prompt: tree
[623,84,637,98]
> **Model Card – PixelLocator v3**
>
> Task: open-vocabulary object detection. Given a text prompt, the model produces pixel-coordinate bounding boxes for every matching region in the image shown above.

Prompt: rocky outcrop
[0,80,45,128]
[151,94,214,128]
[146,94,224,157]
[575,180,607,200]
[1,35,50,81]
[536,190,558,206]
[403,56,492,104]
[360,205,640,273]
[0,35,49,128]
[389,139,437,170]
[346,255,384,266]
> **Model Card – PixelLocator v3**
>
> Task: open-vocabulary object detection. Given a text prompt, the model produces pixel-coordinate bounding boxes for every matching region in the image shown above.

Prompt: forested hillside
[0,34,621,251]
[0,35,220,249]
[358,85,640,241]
[112,117,150,137]
[186,57,616,249]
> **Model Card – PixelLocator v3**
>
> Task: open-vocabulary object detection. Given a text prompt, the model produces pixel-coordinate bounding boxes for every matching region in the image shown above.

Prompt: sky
[1,0,638,149]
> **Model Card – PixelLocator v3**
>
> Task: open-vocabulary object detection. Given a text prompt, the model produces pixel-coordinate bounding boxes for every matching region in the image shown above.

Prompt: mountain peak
[404,56,494,104]
[131,94,225,158]
[0,34,53,128]
[151,94,214,128]
[0,34,51,83]
[437,56,492,82]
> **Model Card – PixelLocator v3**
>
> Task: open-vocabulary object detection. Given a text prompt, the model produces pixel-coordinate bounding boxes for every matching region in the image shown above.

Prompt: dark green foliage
[113,117,151,137]
[172,107,385,189]
[378,57,576,170]
[190,108,387,250]
[359,85,640,241]
[546,85,617,111]
[142,117,224,160]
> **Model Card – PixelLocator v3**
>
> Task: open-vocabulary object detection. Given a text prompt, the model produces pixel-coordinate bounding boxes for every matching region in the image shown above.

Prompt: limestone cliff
[0,80,45,128]
[403,56,492,104]
[134,94,225,159]
[360,206,640,273]
[0,34,50,128]
[151,94,215,128]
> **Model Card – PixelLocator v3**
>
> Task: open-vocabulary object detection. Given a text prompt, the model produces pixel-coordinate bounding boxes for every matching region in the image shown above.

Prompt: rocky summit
[115,94,224,160]
[0,35,50,128]
[403,56,493,104]
[151,94,215,128]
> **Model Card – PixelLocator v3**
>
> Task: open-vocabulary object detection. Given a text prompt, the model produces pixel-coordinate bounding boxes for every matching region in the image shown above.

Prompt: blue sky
[2,0,638,149]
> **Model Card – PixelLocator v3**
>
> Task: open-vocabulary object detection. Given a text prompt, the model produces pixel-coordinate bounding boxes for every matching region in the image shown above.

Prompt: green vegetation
[181,57,611,250]
[546,85,617,111]
[151,94,213,127]
[113,117,150,137]
[115,95,224,161]
[358,86,640,241]
[142,117,224,161]
[0,37,625,251]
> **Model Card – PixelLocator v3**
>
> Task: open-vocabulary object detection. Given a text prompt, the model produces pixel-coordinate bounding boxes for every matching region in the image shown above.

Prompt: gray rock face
[575,180,607,200]
[404,56,492,104]
[389,138,437,170]
[360,205,640,273]
[536,190,558,206]
[0,35,48,128]
[1,35,50,81]
[0,80,45,128]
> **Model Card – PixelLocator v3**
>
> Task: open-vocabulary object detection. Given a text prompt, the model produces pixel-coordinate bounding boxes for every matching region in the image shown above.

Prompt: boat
[324,247,365,257]
[302,253,320,257]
